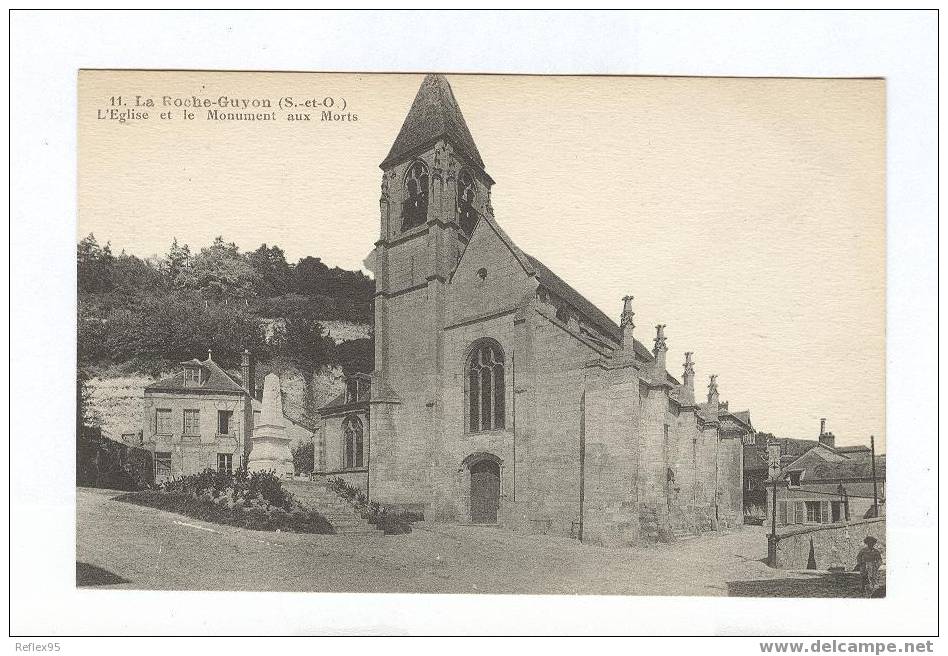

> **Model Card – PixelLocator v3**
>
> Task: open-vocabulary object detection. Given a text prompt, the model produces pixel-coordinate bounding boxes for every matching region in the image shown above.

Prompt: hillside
[77,234,374,436]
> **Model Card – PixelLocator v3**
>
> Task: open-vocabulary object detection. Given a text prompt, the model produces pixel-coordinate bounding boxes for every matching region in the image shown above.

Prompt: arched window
[466,340,505,432]
[457,169,478,237]
[343,415,364,469]
[402,160,429,231]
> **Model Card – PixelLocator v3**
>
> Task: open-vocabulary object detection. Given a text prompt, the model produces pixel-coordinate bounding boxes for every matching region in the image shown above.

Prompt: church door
[470,459,500,524]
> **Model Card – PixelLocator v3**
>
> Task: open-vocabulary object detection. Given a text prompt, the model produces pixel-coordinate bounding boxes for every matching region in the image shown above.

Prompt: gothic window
[457,169,478,237]
[466,340,505,432]
[402,160,429,231]
[343,415,364,469]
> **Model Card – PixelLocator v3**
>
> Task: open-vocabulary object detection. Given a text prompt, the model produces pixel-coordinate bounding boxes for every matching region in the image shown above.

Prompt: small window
[345,377,368,404]
[155,451,172,479]
[184,367,202,386]
[253,410,261,427]
[343,415,364,469]
[787,470,802,487]
[183,409,201,436]
[804,501,829,524]
[217,453,233,475]
[156,408,173,435]
[217,410,233,435]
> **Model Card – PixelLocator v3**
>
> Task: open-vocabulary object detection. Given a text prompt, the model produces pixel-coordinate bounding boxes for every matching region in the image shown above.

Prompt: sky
[79,71,885,449]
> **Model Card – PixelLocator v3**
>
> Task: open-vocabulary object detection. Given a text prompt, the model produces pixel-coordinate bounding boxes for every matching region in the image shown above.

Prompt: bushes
[120,467,333,534]
[326,476,420,535]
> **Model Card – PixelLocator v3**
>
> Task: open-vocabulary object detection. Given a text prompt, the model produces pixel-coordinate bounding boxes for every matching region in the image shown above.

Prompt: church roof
[380,74,486,171]
[523,252,623,344]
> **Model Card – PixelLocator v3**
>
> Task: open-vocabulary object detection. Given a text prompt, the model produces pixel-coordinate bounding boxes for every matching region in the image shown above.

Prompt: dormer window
[345,375,369,404]
[402,160,429,231]
[184,366,202,386]
[787,470,803,487]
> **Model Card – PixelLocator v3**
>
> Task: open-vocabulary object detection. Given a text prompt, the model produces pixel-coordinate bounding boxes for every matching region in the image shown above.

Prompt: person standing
[855,535,883,596]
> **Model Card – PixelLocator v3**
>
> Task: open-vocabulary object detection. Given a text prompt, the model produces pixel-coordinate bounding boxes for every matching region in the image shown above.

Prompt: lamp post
[767,441,782,566]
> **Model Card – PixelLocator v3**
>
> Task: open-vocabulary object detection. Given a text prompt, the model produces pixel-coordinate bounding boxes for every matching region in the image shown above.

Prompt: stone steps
[284,481,383,537]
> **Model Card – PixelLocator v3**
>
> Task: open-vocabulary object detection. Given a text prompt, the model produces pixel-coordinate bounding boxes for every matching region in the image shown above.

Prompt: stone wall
[774,517,885,570]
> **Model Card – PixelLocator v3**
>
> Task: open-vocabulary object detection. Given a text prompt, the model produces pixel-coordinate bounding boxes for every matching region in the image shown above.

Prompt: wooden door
[470,460,500,524]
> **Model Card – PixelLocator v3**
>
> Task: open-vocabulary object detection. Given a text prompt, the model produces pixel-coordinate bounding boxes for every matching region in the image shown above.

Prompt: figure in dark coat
[855,535,883,596]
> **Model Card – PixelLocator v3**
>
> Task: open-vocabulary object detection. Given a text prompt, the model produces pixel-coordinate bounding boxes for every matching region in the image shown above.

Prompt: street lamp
[767,439,782,567]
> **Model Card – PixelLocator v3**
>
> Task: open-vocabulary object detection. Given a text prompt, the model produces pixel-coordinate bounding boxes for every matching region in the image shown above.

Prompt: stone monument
[247,373,294,477]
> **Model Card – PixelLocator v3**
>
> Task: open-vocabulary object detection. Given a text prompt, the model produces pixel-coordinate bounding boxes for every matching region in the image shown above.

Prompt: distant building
[750,419,885,525]
[142,350,313,482]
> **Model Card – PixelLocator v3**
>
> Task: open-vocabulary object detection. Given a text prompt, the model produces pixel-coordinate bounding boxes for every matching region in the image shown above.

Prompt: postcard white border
[8,9,939,639]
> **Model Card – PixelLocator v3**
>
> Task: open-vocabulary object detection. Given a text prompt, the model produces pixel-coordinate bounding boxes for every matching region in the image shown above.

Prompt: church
[317,74,754,545]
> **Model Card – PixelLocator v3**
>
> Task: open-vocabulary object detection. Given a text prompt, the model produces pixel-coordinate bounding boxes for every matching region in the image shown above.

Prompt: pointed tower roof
[381,74,486,171]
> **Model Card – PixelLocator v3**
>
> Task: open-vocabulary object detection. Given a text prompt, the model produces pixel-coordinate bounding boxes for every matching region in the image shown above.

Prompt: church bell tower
[370,74,493,506]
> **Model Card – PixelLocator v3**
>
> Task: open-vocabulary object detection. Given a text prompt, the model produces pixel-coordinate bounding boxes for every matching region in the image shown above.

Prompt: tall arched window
[467,340,505,432]
[343,415,364,469]
[402,160,429,231]
[457,169,478,237]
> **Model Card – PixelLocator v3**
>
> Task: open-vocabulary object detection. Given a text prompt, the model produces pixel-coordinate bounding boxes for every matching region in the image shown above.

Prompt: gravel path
[76,487,860,596]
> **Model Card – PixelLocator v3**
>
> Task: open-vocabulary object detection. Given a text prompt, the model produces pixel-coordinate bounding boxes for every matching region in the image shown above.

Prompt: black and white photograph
[9,9,938,641]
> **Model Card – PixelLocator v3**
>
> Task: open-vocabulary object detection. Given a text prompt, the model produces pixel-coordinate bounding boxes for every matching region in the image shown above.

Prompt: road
[76,487,861,596]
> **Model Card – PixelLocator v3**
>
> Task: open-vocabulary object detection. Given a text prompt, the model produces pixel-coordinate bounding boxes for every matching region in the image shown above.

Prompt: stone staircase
[284,480,383,537]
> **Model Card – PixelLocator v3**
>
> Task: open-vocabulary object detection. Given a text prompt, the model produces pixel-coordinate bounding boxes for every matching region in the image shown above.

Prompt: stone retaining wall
[774,517,885,570]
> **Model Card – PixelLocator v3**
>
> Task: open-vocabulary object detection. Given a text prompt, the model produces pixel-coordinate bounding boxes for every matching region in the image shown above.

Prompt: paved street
[76,487,861,596]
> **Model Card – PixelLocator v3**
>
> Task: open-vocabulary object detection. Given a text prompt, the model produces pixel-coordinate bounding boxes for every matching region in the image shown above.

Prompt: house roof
[743,437,820,472]
[380,74,486,172]
[804,455,886,482]
[145,356,247,394]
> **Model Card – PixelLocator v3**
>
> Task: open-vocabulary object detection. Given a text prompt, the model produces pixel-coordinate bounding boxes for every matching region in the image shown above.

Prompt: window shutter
[777,501,787,526]
[795,501,805,524]
[821,501,830,524]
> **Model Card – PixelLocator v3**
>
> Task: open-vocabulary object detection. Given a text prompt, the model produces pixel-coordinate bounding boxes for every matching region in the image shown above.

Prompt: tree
[163,238,192,285]
[176,236,259,300]
[293,256,330,296]
[248,243,292,297]
[77,233,115,293]
[271,310,336,375]
[291,439,315,475]
[335,338,374,376]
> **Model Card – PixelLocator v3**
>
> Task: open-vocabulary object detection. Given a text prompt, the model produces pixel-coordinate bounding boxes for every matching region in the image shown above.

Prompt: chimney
[620,295,635,350]
[819,418,835,449]
[680,352,696,405]
[241,349,256,468]
[652,324,668,377]
[241,349,256,396]
[707,374,720,415]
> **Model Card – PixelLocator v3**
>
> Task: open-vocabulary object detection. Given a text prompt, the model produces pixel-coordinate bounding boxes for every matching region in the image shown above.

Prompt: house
[142,350,313,482]
[758,419,886,526]
[315,74,755,544]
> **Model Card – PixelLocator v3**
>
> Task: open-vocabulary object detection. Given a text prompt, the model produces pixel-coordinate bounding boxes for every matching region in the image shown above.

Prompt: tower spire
[380,74,488,176]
